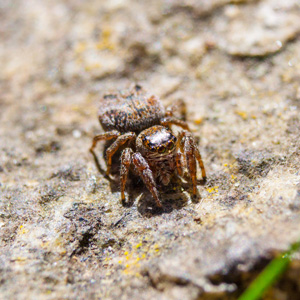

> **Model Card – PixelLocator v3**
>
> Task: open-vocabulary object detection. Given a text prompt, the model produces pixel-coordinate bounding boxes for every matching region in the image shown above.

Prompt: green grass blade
[238,241,300,300]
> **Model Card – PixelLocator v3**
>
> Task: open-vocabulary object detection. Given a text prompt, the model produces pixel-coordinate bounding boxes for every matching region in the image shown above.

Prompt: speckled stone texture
[1,0,300,299]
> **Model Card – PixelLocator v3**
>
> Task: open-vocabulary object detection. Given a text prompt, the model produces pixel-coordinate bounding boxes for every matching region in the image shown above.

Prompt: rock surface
[1,0,300,299]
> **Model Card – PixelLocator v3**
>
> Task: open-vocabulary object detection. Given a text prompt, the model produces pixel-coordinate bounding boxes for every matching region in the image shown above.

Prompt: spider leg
[175,128,187,177]
[194,144,206,182]
[161,116,190,131]
[90,130,120,153]
[184,135,197,196]
[120,148,133,203]
[105,132,136,176]
[165,98,187,120]
[175,151,183,177]
[132,152,162,207]
[178,130,206,196]
[90,131,120,173]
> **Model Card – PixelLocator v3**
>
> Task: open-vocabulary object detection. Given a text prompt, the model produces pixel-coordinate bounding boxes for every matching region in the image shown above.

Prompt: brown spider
[90,85,206,207]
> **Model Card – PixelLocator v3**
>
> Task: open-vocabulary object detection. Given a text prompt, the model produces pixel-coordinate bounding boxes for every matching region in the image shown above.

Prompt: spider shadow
[90,148,126,194]
[136,190,189,217]
[136,179,205,217]
[90,149,107,178]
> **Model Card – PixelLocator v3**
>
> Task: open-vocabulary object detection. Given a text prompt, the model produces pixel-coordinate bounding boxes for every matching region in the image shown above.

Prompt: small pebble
[73,130,82,139]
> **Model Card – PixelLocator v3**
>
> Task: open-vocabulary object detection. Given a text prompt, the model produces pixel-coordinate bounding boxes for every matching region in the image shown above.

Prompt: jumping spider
[90,85,206,207]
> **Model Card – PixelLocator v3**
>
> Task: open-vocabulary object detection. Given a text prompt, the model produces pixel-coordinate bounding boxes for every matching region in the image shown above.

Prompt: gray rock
[0,0,300,299]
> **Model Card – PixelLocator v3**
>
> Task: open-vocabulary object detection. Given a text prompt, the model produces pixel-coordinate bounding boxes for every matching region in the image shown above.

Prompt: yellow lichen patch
[205,186,220,199]
[118,241,161,276]
[193,117,203,125]
[281,70,293,83]
[135,272,142,278]
[85,63,102,72]
[135,242,142,249]
[11,257,27,262]
[40,241,49,248]
[223,163,233,171]
[74,29,116,55]
[223,161,239,174]
[18,225,28,235]
[153,244,160,252]
[59,249,67,256]
[96,28,116,51]
[74,42,87,54]
[243,207,254,216]
[206,186,219,193]
[235,110,248,120]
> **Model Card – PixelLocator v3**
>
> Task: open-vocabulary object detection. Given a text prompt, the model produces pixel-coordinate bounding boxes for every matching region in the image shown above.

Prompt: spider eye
[158,146,166,153]
[167,141,175,150]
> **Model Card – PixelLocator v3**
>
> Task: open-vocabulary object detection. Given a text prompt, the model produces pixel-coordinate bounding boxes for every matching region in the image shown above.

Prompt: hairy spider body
[90,85,206,207]
[99,93,165,133]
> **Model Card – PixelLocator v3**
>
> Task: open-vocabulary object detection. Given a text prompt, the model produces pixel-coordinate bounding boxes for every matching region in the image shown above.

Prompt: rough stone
[0,0,300,299]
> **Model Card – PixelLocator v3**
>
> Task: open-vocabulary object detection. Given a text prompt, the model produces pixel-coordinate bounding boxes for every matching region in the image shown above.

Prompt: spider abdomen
[99,94,165,133]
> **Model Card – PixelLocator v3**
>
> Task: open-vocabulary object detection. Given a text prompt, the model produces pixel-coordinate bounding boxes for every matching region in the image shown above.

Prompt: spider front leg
[120,148,133,203]
[175,151,184,177]
[132,152,162,207]
[178,130,206,196]
[105,132,136,176]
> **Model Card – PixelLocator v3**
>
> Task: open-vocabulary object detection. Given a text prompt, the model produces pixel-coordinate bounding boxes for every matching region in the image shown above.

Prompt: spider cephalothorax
[90,85,206,207]
[136,126,177,186]
[139,126,177,155]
